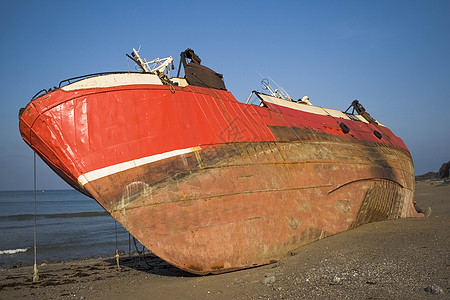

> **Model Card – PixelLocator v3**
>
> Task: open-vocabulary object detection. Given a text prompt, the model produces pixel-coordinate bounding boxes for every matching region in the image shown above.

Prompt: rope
[32,152,39,282]
[114,221,121,270]
[133,236,151,266]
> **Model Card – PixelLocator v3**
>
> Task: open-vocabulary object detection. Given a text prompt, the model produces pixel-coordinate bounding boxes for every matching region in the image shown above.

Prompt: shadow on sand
[104,252,196,277]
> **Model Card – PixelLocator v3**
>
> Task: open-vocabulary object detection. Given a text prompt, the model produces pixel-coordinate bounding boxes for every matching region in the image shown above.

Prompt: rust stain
[335,200,352,214]
[287,217,301,231]
[92,138,418,275]
[46,133,417,275]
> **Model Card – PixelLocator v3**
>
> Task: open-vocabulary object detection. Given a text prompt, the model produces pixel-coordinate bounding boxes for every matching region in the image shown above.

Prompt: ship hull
[19,74,420,274]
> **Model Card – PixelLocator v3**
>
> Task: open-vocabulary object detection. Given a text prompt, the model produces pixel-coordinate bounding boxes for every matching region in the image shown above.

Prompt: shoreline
[1,180,448,299]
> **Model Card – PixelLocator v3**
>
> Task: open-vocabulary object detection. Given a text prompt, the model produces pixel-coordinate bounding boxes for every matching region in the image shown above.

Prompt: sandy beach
[1,179,448,299]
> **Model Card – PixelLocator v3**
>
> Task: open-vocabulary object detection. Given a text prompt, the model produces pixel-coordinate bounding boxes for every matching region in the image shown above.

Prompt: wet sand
[1,180,449,299]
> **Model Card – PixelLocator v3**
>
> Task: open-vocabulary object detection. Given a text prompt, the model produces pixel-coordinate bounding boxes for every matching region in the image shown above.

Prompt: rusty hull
[83,130,418,275]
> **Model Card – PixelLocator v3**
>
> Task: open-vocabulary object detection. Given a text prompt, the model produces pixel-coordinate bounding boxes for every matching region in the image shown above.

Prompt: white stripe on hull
[62,73,163,91]
[259,93,371,123]
[77,146,202,186]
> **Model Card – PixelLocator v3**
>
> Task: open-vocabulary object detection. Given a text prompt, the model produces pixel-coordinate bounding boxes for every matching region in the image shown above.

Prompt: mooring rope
[133,236,151,266]
[115,221,121,270]
[128,232,131,256]
[33,152,39,282]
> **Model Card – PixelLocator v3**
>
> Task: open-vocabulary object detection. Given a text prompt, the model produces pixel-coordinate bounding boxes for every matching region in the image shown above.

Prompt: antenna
[268,77,293,101]
[128,48,174,76]
[261,77,293,101]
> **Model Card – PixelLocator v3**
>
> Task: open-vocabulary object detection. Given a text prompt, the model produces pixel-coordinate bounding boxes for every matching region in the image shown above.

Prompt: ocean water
[0,190,136,268]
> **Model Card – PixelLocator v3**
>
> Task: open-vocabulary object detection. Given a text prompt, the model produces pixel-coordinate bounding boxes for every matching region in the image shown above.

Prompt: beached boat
[19,48,421,274]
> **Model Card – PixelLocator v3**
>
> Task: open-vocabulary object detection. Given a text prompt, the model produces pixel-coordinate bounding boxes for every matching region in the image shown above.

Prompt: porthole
[374,130,382,139]
[339,122,350,134]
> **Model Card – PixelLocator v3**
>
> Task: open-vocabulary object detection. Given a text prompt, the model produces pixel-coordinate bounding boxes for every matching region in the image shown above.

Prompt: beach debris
[331,274,343,285]
[424,284,444,295]
[424,207,432,218]
[414,202,424,214]
[414,203,432,217]
[262,274,276,286]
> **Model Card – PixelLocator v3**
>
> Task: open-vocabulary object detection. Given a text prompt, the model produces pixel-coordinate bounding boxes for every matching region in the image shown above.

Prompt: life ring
[340,122,350,134]
[374,130,382,139]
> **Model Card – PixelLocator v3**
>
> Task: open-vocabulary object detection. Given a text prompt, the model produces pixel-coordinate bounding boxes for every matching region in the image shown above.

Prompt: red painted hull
[19,77,420,274]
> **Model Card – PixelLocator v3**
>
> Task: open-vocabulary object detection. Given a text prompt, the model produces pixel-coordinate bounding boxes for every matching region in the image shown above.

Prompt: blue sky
[0,0,449,190]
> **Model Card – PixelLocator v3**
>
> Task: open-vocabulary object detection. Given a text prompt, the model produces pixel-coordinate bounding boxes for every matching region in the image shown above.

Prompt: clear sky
[0,0,449,190]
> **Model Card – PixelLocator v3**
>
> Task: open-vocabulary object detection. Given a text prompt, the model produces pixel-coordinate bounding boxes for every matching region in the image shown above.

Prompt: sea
[0,189,136,268]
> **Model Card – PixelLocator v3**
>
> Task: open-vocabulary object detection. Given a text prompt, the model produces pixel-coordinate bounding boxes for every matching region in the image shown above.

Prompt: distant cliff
[416,161,450,181]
